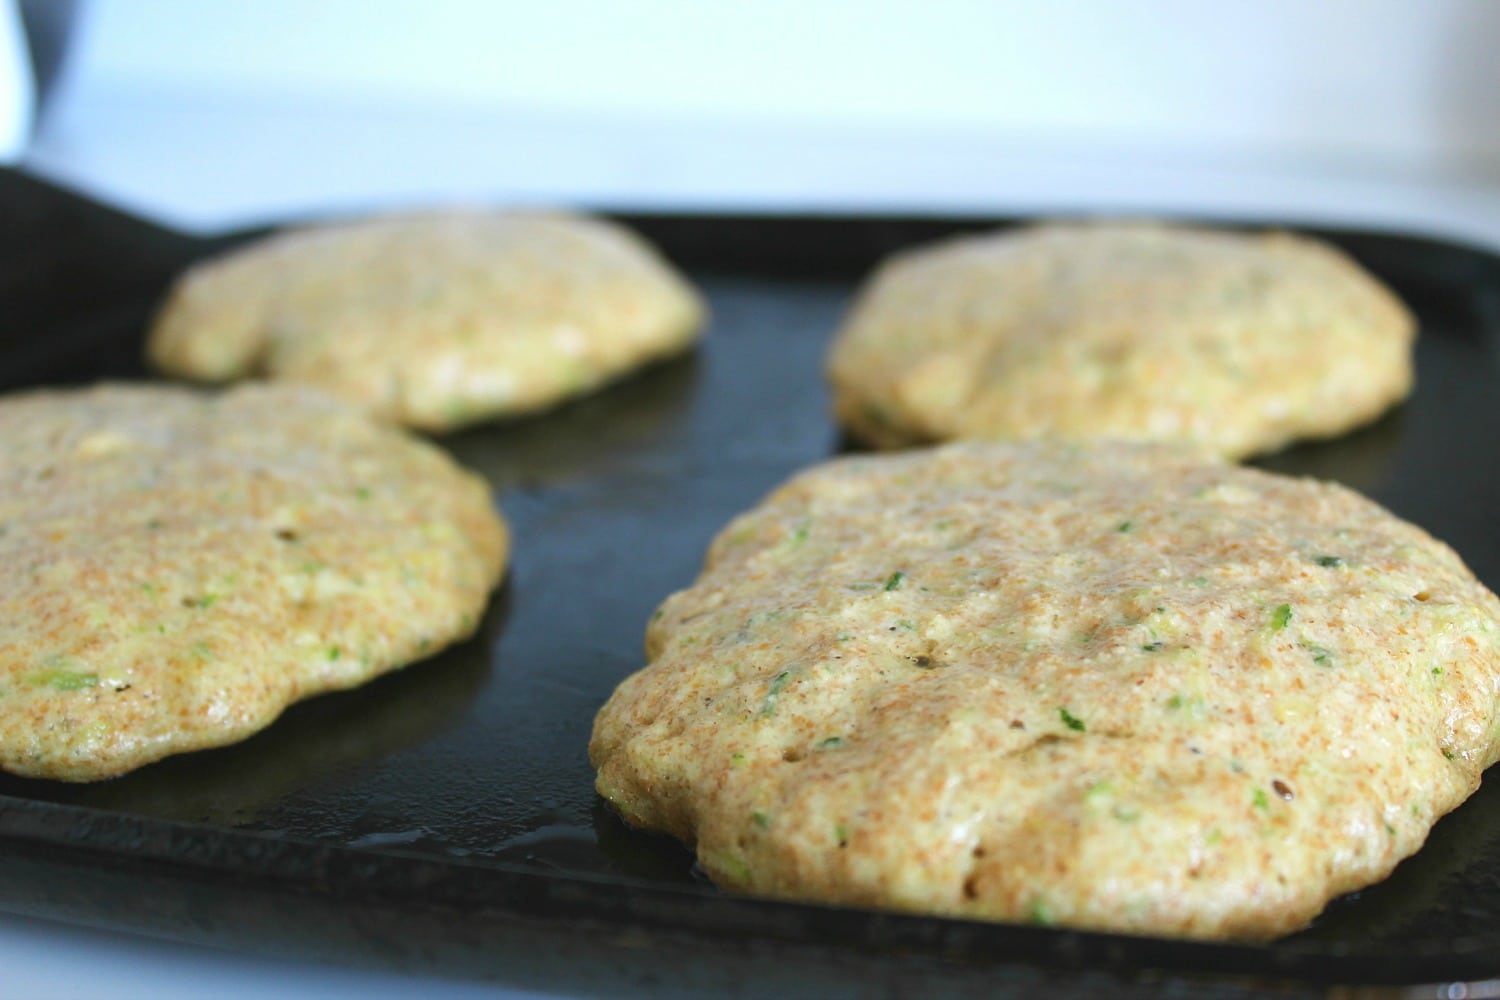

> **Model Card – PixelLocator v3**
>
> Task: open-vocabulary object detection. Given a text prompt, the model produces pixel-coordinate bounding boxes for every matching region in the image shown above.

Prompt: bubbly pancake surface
[0,383,508,781]
[148,210,705,431]
[591,441,1500,940]
[827,221,1415,458]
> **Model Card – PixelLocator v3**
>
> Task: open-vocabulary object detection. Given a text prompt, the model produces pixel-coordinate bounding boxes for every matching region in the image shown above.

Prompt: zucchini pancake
[0,383,507,781]
[591,441,1500,940]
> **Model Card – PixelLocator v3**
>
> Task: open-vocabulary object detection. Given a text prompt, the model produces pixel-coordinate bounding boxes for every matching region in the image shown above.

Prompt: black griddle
[3,168,1500,998]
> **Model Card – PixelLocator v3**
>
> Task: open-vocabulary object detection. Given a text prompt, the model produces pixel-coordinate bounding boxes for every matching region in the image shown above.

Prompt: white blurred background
[3,2,1500,997]
[7,0,1500,241]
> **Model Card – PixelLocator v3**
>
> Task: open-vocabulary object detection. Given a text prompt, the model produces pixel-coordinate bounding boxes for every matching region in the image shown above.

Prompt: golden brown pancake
[827,221,1414,458]
[0,383,508,781]
[149,209,704,431]
[592,441,1500,939]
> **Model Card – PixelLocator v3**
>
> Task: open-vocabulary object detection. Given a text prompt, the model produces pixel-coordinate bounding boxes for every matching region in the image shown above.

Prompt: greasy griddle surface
[2,169,1500,988]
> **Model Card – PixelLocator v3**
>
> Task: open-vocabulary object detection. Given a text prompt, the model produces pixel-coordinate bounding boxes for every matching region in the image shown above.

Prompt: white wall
[58,0,1500,176]
[0,1,33,157]
[20,0,1500,234]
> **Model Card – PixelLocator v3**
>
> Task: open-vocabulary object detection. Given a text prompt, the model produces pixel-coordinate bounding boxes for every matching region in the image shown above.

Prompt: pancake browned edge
[590,440,1500,940]
[826,221,1415,459]
[147,208,705,432]
[0,383,508,781]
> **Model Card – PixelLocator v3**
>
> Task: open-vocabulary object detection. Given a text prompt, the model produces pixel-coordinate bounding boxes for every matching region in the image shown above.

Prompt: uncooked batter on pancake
[148,209,705,432]
[827,221,1415,458]
[0,383,508,781]
[591,441,1500,940]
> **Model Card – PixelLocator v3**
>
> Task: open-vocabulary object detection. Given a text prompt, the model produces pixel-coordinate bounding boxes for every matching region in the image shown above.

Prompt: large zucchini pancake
[592,441,1500,940]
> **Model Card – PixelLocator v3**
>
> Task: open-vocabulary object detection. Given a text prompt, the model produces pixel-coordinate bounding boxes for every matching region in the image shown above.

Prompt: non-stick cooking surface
[3,168,1500,996]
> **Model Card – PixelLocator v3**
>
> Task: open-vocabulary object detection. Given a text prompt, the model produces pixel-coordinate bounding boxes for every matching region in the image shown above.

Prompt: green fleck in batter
[1028,898,1055,926]
[26,669,99,692]
[761,671,792,716]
